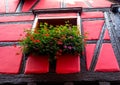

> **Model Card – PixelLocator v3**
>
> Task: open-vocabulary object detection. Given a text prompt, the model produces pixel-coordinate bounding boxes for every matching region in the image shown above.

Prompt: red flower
[25,33,31,37]
[33,40,41,43]
[44,34,49,37]
[57,40,63,45]
[35,40,40,43]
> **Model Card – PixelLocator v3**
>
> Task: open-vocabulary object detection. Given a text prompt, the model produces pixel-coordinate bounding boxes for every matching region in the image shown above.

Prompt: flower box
[20,13,85,73]
[24,54,49,74]
[56,53,80,74]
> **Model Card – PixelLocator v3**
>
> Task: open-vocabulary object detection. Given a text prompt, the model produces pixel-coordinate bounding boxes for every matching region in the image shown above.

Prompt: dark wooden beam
[83,0,93,8]
[89,23,106,71]
[1,72,120,84]
[0,21,33,25]
[99,82,111,85]
[82,18,104,21]
[0,12,32,16]
[27,82,37,85]
[104,12,120,66]
[16,0,24,12]
[64,82,74,85]
[0,42,19,47]
[83,7,110,12]
[29,0,40,11]
[32,7,82,15]
[60,0,66,8]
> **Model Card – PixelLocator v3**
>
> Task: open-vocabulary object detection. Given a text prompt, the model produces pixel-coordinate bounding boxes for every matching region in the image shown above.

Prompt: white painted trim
[77,13,81,35]
[32,16,38,32]
[38,16,77,19]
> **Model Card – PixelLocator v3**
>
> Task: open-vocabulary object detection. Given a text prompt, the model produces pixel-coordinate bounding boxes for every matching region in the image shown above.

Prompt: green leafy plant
[20,21,85,61]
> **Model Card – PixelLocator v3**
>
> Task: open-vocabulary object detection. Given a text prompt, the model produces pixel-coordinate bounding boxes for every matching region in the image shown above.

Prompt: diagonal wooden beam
[60,0,66,8]
[16,0,24,12]
[29,0,40,11]
[83,0,93,8]
[104,11,120,67]
[89,23,106,71]
[5,0,9,13]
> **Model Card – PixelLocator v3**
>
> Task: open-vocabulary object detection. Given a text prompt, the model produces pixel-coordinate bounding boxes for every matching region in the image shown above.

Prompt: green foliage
[20,21,85,61]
